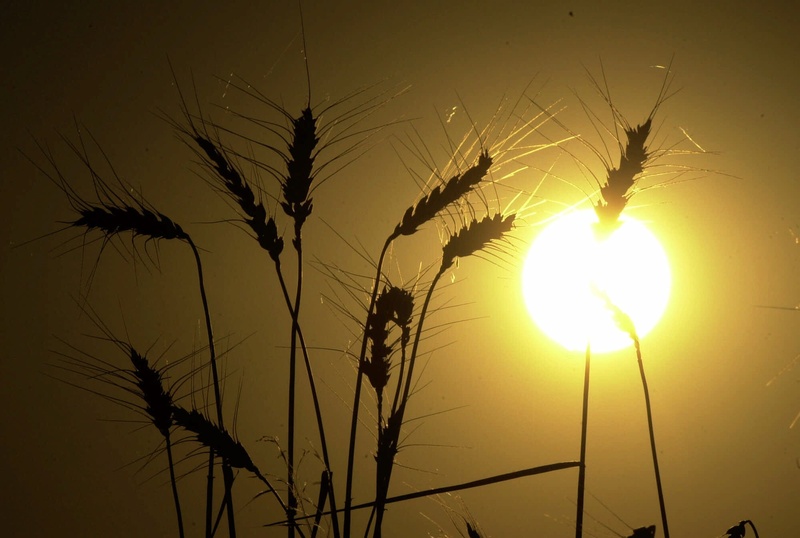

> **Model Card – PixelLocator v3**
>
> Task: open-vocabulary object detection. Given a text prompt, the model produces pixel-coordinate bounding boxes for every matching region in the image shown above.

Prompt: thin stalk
[343,236,392,538]
[633,339,670,538]
[369,461,580,510]
[165,435,185,538]
[309,471,330,538]
[271,461,581,526]
[273,259,340,538]
[371,268,443,537]
[575,343,591,538]
[398,269,442,409]
[253,469,307,538]
[389,321,409,419]
[287,225,304,538]
[205,451,214,538]
[188,237,236,538]
[369,405,383,538]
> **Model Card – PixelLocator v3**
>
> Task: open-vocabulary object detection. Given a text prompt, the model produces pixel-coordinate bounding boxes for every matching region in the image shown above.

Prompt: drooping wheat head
[363,286,414,404]
[172,406,257,474]
[128,346,176,437]
[73,204,189,245]
[26,128,191,280]
[192,133,284,262]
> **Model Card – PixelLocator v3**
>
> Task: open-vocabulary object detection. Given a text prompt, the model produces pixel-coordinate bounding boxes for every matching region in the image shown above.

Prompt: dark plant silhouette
[26,42,756,538]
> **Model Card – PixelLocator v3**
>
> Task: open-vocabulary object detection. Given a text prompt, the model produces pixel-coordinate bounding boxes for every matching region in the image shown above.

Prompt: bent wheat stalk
[369,212,515,537]
[49,303,188,538]
[343,151,494,537]
[270,461,580,526]
[183,96,340,535]
[35,128,236,537]
[606,298,670,538]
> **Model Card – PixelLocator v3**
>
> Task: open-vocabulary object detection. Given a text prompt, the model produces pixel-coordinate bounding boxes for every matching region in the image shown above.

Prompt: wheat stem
[165,435,185,538]
[273,257,340,538]
[605,297,670,538]
[371,213,515,534]
[347,154,496,535]
[343,236,392,538]
[287,228,303,538]
[634,338,670,538]
[270,461,581,526]
[309,471,329,538]
[398,270,441,422]
[369,269,443,538]
[205,451,214,538]
[187,237,236,538]
[575,343,591,538]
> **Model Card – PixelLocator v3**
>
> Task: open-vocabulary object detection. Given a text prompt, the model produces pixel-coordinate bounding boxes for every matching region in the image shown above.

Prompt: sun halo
[522,209,671,353]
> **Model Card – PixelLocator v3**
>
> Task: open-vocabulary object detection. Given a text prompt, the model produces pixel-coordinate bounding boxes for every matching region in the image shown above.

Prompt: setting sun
[523,209,670,353]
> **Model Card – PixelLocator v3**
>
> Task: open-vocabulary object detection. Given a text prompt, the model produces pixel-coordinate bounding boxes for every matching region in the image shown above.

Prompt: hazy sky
[2,1,799,537]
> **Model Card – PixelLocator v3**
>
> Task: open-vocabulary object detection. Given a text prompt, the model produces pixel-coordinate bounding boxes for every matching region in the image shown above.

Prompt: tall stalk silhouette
[607,300,670,538]
[575,343,591,538]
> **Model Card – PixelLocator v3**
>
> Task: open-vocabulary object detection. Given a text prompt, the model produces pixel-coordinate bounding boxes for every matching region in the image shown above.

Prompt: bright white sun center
[522,209,670,353]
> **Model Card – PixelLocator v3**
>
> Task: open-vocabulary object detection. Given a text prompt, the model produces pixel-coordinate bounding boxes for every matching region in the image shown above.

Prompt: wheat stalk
[172,406,258,474]
[193,134,285,261]
[281,106,318,229]
[50,305,188,538]
[602,294,670,538]
[280,104,321,537]
[441,213,516,272]
[366,211,515,537]
[344,151,494,535]
[128,347,186,538]
[179,93,340,535]
[37,123,239,537]
[392,150,492,239]
[593,119,652,235]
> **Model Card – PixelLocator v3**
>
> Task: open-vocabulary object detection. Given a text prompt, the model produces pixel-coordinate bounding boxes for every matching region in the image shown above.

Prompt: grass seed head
[281,107,319,228]
[594,118,652,236]
[465,521,484,538]
[441,213,515,273]
[393,150,492,239]
[375,406,402,478]
[172,406,259,474]
[129,347,175,437]
[363,345,391,395]
[74,204,189,244]
[363,286,415,394]
[194,134,284,261]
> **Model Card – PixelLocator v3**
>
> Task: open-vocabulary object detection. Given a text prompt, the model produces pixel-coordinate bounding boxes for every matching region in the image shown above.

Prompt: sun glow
[522,209,670,353]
